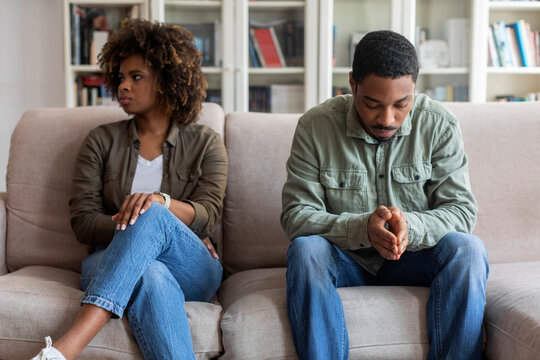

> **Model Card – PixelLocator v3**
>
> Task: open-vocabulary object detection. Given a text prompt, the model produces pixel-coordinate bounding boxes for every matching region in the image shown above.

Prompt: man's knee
[288,236,334,265]
[439,232,488,270]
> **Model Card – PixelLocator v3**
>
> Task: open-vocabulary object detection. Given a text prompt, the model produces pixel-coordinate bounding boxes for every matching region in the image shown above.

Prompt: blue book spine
[513,21,529,67]
[249,33,260,68]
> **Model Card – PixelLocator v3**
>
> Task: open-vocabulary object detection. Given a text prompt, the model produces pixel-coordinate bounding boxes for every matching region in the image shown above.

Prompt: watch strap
[154,192,171,209]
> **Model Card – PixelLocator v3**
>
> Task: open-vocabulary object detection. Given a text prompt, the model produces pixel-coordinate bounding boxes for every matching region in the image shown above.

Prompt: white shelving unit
[471,0,540,102]
[237,0,318,112]
[63,0,149,107]
[63,0,540,108]
[153,0,317,113]
[152,0,235,113]
[320,0,539,104]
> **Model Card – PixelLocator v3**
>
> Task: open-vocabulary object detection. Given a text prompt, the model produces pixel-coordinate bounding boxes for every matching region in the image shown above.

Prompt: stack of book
[178,22,222,67]
[488,20,540,67]
[249,20,304,68]
[425,85,469,102]
[249,84,305,113]
[70,6,112,66]
[74,75,113,106]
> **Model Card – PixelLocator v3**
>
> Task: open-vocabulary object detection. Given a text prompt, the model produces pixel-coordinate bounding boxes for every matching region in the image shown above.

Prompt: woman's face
[117,54,161,117]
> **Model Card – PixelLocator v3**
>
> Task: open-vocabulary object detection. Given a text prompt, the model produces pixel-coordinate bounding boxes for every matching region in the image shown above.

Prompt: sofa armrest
[0,192,6,275]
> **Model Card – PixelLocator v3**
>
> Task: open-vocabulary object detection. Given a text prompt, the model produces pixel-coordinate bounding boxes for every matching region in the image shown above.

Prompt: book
[70,4,82,65]
[250,27,286,67]
[487,27,500,66]
[91,30,109,65]
[350,31,368,66]
[444,18,470,67]
[514,20,530,66]
[270,84,304,113]
[281,21,303,67]
[180,23,216,66]
[249,86,271,112]
[505,26,523,67]
[492,21,513,67]
[248,33,260,67]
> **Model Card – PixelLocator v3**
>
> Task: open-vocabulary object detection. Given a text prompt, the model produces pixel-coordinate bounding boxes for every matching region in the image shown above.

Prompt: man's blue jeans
[286,232,489,360]
[80,203,223,360]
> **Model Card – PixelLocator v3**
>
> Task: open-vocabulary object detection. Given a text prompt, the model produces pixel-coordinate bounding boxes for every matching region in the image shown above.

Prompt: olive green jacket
[69,118,228,249]
[281,94,477,274]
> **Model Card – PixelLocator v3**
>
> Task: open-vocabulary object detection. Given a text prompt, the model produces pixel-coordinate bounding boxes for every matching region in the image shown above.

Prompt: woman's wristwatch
[154,192,171,209]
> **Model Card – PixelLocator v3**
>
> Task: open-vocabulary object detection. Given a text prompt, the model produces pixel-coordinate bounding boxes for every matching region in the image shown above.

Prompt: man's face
[349,73,415,142]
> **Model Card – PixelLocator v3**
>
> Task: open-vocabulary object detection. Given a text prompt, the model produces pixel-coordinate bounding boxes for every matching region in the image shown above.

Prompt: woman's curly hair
[98,18,207,125]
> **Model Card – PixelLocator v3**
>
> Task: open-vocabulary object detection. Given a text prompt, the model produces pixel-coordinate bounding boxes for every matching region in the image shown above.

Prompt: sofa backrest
[6,103,225,273]
[222,112,299,274]
[446,101,540,265]
[221,102,540,275]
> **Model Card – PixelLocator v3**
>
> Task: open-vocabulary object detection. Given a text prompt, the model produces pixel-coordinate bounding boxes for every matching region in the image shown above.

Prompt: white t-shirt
[130,154,163,194]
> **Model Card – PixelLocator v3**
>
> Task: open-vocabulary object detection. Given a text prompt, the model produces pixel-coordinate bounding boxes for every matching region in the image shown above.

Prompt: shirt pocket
[175,167,202,200]
[391,162,431,212]
[320,169,368,214]
[102,170,120,205]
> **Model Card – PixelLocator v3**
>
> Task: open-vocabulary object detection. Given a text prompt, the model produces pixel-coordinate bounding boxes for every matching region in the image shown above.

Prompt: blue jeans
[286,232,489,360]
[80,203,223,360]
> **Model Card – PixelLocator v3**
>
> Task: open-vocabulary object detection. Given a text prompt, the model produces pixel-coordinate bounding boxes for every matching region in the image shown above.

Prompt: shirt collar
[128,118,181,147]
[345,96,412,144]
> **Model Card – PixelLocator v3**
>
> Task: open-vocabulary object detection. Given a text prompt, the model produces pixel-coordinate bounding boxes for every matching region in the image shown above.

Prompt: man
[281,30,488,360]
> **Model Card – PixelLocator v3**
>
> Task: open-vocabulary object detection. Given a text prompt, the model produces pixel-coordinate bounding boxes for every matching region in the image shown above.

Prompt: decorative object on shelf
[418,40,450,69]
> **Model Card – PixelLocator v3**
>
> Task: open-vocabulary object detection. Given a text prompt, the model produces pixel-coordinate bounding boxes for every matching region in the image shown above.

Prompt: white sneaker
[30,337,66,360]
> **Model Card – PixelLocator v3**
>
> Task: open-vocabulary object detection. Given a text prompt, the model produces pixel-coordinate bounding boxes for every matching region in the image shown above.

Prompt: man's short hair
[352,30,419,84]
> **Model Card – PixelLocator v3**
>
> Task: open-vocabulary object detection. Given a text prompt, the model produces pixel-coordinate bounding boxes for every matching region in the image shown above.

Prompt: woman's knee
[135,261,182,300]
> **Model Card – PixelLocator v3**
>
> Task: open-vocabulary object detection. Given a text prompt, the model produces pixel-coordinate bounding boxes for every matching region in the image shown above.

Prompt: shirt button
[414,175,420,180]
[378,174,384,179]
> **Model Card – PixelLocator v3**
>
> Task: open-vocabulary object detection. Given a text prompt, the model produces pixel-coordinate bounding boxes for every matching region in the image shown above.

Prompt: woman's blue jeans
[80,203,223,360]
[286,232,489,360]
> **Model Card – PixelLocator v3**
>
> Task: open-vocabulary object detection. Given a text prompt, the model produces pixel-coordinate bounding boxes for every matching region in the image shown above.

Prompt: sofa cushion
[484,261,540,359]
[219,268,429,359]
[0,265,222,360]
[6,103,224,273]
[223,113,300,274]
[446,102,540,264]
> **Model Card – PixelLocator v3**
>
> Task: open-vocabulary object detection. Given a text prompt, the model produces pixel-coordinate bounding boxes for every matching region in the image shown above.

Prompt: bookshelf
[63,0,149,107]
[151,0,234,113]
[319,0,473,103]
[320,0,540,103]
[153,0,318,113]
[63,0,540,109]
[473,0,540,102]
[239,0,318,113]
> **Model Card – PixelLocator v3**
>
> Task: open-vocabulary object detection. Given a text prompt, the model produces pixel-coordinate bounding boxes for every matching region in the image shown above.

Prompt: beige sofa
[1,101,540,359]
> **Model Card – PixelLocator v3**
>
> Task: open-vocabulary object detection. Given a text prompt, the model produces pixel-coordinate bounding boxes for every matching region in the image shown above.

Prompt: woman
[32,19,227,360]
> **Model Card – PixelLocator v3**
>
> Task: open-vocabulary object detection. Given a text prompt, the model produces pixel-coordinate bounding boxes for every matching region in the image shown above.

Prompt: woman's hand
[112,192,164,230]
[201,237,219,259]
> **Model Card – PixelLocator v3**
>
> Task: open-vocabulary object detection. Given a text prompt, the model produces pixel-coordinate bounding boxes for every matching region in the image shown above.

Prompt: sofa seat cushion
[0,266,222,360]
[219,268,429,359]
[484,261,540,359]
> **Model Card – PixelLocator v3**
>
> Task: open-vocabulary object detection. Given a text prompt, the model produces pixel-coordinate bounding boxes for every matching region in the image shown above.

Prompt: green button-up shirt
[281,94,477,274]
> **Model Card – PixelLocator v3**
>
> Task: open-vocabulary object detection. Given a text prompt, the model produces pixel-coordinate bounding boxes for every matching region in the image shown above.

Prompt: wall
[0,0,65,192]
